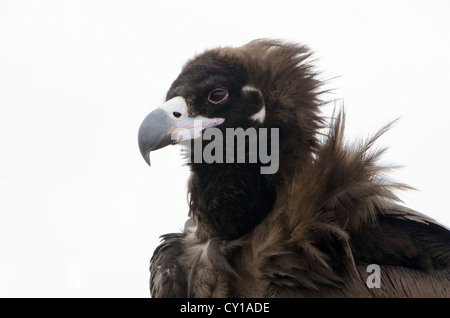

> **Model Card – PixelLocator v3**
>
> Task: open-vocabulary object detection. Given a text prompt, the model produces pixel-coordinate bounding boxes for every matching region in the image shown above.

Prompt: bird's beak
[138,96,225,166]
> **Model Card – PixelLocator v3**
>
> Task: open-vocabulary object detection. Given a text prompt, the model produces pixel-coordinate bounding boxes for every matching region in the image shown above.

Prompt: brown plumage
[139,39,450,297]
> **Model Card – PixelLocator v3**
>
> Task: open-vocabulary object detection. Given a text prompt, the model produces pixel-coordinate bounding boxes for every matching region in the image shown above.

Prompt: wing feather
[150,233,188,297]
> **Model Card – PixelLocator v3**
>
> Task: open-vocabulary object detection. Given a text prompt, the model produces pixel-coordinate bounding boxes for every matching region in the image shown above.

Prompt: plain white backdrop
[1,0,449,297]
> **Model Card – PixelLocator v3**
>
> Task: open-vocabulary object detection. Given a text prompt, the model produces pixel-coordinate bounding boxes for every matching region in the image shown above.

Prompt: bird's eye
[208,88,229,104]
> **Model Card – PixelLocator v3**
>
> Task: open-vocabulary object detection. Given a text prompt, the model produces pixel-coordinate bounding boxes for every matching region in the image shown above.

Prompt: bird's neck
[184,129,313,241]
[188,162,276,241]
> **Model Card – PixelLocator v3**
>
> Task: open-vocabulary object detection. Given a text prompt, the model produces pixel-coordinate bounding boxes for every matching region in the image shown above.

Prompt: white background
[1,0,449,297]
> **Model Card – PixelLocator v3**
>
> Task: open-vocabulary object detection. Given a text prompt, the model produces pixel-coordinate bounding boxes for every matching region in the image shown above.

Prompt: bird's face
[138,50,267,166]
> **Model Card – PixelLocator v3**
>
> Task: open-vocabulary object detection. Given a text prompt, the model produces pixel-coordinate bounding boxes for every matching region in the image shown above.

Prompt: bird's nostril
[173,112,182,118]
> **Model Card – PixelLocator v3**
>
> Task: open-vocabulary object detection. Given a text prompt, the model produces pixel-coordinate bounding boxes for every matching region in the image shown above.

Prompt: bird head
[138,39,323,172]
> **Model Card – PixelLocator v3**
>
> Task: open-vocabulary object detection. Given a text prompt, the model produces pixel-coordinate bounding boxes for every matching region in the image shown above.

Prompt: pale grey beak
[138,96,225,166]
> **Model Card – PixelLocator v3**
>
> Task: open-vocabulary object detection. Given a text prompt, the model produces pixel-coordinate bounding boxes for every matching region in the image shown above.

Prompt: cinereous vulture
[138,39,450,297]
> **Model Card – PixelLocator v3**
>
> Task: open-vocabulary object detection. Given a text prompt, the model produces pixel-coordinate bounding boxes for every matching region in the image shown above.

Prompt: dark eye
[208,88,229,104]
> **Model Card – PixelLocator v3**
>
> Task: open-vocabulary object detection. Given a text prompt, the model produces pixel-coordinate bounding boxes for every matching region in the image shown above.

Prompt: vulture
[138,39,450,297]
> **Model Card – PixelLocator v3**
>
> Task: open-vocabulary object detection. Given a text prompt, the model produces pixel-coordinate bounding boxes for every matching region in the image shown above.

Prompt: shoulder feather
[237,110,450,296]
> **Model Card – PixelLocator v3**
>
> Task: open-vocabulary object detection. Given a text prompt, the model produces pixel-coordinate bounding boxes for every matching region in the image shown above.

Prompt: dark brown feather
[148,39,450,297]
